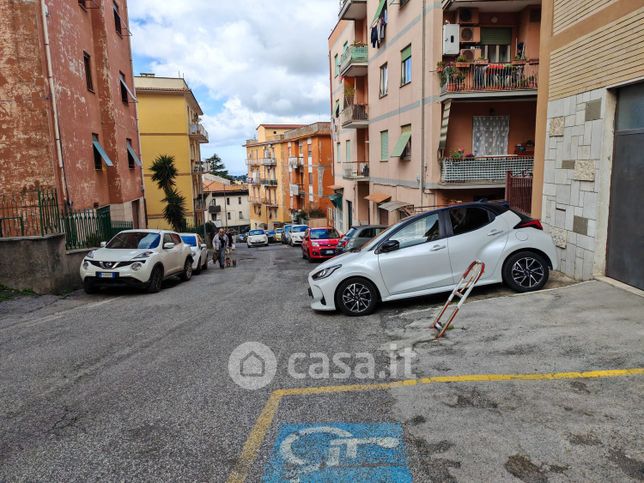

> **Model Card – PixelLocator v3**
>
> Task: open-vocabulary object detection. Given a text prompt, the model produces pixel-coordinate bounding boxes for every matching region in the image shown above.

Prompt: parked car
[180,233,209,273]
[247,229,269,247]
[282,224,293,244]
[307,202,557,316]
[288,225,308,246]
[266,230,276,243]
[237,233,248,243]
[302,227,342,262]
[80,229,194,294]
[336,225,387,254]
[275,228,284,242]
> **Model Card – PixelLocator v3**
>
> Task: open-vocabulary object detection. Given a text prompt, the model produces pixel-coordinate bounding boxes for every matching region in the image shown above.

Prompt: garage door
[606,82,644,289]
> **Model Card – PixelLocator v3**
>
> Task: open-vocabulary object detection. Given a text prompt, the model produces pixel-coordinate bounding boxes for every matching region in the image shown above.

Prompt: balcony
[192,163,206,175]
[440,156,534,185]
[262,198,279,208]
[261,157,277,166]
[194,198,206,212]
[289,184,305,197]
[246,159,262,166]
[439,62,538,99]
[340,44,368,77]
[249,176,261,186]
[288,156,304,169]
[261,178,278,187]
[189,122,209,143]
[338,0,367,20]
[340,104,368,129]
[249,196,262,206]
[342,161,369,181]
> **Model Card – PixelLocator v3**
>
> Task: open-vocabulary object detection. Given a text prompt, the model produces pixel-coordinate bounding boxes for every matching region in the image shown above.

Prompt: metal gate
[606,83,644,289]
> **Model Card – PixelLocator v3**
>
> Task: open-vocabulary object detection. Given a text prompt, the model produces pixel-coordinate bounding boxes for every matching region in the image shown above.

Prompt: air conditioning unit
[456,7,479,25]
[459,48,481,62]
[443,24,460,56]
[460,26,480,44]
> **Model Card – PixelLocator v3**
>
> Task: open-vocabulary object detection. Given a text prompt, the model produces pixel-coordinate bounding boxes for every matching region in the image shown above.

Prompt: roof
[133,75,204,115]
[203,180,249,194]
[364,192,391,204]
[379,200,414,212]
[257,124,306,130]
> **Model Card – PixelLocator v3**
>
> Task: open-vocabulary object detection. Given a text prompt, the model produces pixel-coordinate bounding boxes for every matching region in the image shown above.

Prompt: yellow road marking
[226,368,644,482]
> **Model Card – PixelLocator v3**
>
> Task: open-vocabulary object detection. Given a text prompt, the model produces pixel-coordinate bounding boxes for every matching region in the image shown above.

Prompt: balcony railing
[289,184,305,196]
[440,62,538,96]
[441,156,534,183]
[261,178,278,187]
[342,161,369,180]
[288,156,304,169]
[249,176,261,186]
[339,0,367,20]
[262,198,279,208]
[249,196,262,205]
[192,163,206,174]
[261,157,277,166]
[194,198,206,212]
[189,122,209,142]
[246,159,262,166]
[340,44,368,77]
[340,104,368,128]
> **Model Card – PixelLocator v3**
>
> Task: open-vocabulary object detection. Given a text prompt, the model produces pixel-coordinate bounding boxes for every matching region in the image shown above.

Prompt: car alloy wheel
[181,259,193,281]
[335,277,378,316]
[146,266,163,293]
[511,256,545,289]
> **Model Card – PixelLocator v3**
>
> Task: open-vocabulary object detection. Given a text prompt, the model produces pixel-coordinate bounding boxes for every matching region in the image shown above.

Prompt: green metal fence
[0,189,133,250]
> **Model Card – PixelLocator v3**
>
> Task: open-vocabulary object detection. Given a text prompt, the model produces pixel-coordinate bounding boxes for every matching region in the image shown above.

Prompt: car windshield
[362,223,399,251]
[292,226,307,233]
[180,235,197,247]
[106,232,160,249]
[249,230,265,235]
[267,230,276,235]
[344,227,357,239]
[310,228,339,239]
[276,229,283,233]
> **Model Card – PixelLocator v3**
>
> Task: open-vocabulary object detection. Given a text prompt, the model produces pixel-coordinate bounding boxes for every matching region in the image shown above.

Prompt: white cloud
[128,0,336,172]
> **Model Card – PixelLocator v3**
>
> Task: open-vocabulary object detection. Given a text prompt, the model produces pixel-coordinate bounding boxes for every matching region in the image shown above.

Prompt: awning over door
[379,200,413,212]
[365,192,391,204]
[329,193,343,208]
[327,184,344,191]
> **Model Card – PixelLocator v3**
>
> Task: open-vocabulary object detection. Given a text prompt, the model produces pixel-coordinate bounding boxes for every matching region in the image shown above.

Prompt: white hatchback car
[180,233,209,273]
[308,202,558,316]
[80,229,194,294]
[247,229,269,247]
[289,225,308,246]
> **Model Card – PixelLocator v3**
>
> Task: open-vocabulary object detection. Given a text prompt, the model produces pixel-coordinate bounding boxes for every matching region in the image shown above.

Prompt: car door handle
[430,244,446,252]
[488,229,504,236]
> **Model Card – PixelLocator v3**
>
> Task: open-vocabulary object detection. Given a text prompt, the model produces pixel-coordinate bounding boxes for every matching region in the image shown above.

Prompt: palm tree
[150,154,178,192]
[162,188,187,232]
[150,155,186,230]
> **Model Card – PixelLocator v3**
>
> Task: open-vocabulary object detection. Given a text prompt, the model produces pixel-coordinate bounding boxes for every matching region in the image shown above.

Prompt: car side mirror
[378,240,400,254]
[163,242,175,250]
[200,244,207,249]
[100,241,107,248]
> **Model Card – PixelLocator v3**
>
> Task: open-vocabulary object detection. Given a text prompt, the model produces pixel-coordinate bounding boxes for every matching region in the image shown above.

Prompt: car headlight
[132,251,154,260]
[86,251,96,259]
[312,264,342,280]
[311,242,320,247]
[131,262,143,271]
[82,261,89,270]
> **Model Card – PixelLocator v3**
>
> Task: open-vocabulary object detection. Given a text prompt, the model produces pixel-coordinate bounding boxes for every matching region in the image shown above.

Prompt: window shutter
[401,45,412,61]
[480,28,512,45]
[380,131,389,161]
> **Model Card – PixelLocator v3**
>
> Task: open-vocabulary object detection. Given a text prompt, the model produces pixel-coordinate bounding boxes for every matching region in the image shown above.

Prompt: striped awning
[439,99,452,151]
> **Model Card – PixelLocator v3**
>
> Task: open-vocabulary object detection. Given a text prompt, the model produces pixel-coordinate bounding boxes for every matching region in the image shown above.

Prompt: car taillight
[515,219,543,230]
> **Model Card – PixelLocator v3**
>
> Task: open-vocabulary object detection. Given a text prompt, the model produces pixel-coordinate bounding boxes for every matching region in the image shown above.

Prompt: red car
[301,227,342,262]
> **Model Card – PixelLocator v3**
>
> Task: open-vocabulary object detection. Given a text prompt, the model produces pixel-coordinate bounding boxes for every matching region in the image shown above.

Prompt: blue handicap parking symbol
[263,423,412,482]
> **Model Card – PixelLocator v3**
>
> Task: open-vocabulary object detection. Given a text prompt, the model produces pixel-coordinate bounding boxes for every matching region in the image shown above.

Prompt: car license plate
[97,272,118,279]
[322,249,335,255]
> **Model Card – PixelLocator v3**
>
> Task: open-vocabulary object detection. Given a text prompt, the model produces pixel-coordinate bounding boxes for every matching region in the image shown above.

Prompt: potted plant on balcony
[474,57,488,64]
[455,55,470,68]
[451,148,465,160]
[343,83,355,107]
[436,61,446,73]
[512,54,526,65]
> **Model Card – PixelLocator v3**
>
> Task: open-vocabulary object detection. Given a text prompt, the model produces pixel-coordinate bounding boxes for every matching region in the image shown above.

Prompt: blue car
[266,230,276,243]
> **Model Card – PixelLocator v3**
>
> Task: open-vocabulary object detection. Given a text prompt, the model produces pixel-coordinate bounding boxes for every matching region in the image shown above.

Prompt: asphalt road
[1,244,642,482]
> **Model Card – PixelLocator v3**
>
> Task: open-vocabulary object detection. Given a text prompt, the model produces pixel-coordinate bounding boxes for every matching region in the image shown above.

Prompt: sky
[128,0,338,175]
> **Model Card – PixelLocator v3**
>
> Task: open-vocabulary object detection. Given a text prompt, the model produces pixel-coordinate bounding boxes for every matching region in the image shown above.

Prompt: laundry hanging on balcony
[371,0,388,48]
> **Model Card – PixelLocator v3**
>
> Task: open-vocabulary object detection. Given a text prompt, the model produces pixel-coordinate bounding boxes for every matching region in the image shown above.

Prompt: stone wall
[0,235,89,294]
[541,88,610,280]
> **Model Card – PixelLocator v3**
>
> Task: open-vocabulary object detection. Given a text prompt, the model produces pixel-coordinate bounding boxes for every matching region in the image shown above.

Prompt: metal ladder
[432,260,485,339]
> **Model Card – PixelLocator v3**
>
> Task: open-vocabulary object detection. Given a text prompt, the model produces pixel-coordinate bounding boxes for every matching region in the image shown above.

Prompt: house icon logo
[228,342,277,390]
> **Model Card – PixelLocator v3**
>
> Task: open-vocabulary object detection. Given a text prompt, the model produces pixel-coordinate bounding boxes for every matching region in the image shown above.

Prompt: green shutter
[480,28,512,45]
[380,131,389,161]
[373,0,387,22]
[401,45,412,61]
[346,140,351,162]
[391,129,412,158]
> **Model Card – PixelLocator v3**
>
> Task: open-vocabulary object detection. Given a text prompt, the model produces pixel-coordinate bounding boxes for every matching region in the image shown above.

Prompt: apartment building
[329,0,542,228]
[531,0,643,288]
[203,179,250,232]
[245,125,303,229]
[134,75,209,229]
[0,0,145,225]
[285,123,335,224]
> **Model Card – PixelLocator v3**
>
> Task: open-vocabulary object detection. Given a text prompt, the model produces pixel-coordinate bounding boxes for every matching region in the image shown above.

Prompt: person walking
[213,228,229,269]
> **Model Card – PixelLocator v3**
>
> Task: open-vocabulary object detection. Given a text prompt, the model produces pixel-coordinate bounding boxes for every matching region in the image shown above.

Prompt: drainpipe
[419,0,427,209]
[40,0,69,204]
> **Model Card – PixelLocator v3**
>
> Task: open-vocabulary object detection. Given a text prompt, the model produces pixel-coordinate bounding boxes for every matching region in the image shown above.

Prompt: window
[119,72,128,103]
[335,99,340,118]
[391,125,412,160]
[472,116,510,156]
[227,212,231,220]
[449,207,492,236]
[163,233,173,246]
[113,2,122,36]
[390,213,441,249]
[92,134,103,170]
[336,142,341,163]
[401,45,412,86]
[238,197,242,204]
[482,44,510,63]
[83,52,93,92]
[380,130,389,161]
[379,63,388,97]
[126,138,135,169]
[345,140,351,162]
[78,0,86,10]
[170,233,182,245]
[334,54,340,77]
[239,211,243,219]
[227,197,230,205]
[481,28,511,63]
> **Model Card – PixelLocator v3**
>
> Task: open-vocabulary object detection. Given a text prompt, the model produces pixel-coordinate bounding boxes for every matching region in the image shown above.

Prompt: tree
[150,154,186,231]
[206,153,230,179]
